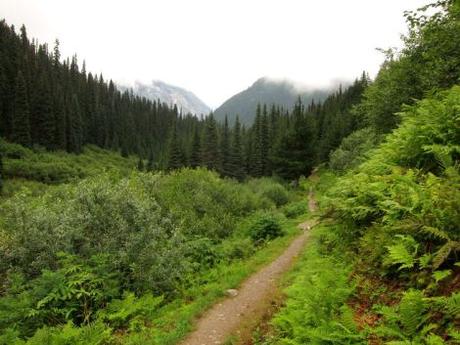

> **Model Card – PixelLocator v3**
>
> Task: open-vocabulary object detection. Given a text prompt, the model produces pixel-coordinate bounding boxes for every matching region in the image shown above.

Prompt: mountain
[126,80,211,116]
[214,77,330,125]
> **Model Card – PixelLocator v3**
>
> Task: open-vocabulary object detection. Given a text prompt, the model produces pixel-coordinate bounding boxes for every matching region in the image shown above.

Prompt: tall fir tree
[166,121,185,170]
[12,70,31,147]
[67,94,82,153]
[251,103,263,177]
[202,113,220,171]
[228,116,245,181]
[189,124,202,168]
[34,72,55,148]
[220,116,231,176]
[0,147,3,194]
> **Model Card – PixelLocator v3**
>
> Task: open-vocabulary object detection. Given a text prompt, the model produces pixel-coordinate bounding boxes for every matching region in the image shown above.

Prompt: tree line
[164,74,369,180]
[0,19,369,184]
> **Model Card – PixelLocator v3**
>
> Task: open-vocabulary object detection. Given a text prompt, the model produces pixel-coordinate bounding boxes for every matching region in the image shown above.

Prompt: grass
[119,214,309,345]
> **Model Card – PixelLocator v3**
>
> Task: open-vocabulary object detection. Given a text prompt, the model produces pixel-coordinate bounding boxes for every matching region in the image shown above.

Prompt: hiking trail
[180,191,318,345]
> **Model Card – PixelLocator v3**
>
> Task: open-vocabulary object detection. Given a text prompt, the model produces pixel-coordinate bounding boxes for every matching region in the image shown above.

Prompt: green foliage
[329,127,381,172]
[282,201,308,218]
[385,235,419,271]
[246,212,284,244]
[272,229,365,344]
[0,140,137,190]
[0,165,296,342]
[98,292,163,330]
[246,177,291,207]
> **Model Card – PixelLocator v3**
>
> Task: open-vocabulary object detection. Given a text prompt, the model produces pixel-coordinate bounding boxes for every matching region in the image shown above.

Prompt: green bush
[329,127,381,172]
[246,212,284,244]
[246,177,291,207]
[282,201,307,218]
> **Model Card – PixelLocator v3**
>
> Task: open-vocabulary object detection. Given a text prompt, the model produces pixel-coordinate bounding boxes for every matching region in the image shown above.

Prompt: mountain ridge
[121,80,211,116]
[214,77,331,125]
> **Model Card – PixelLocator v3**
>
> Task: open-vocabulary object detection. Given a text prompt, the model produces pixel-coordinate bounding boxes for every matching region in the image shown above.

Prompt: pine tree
[251,103,263,177]
[67,94,82,153]
[12,70,31,146]
[202,113,220,171]
[229,116,245,181]
[271,98,317,179]
[34,72,55,149]
[220,116,231,176]
[147,150,155,171]
[261,105,270,175]
[190,125,202,168]
[54,94,67,150]
[137,157,144,171]
[166,121,184,170]
[0,148,3,194]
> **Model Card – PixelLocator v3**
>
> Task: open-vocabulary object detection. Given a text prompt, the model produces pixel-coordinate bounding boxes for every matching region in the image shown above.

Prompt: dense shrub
[329,127,381,172]
[246,212,284,244]
[246,177,291,207]
[0,140,136,187]
[282,201,308,218]
[0,168,293,342]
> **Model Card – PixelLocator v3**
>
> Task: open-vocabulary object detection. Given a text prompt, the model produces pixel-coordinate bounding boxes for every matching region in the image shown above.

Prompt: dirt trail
[180,193,317,345]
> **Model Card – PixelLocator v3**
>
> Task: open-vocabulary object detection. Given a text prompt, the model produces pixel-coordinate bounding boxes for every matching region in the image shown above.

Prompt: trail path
[180,192,317,345]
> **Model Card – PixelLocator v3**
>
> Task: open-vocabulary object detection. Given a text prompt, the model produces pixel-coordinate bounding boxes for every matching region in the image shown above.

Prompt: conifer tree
[229,116,245,181]
[67,94,82,153]
[190,125,201,168]
[166,121,184,170]
[53,94,67,150]
[0,148,3,194]
[34,72,55,148]
[220,116,231,176]
[147,150,155,171]
[137,157,144,171]
[251,104,263,177]
[202,113,220,171]
[12,70,31,147]
[261,105,270,175]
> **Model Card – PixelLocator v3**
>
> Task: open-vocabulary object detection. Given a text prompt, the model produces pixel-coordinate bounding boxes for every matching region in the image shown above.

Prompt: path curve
[180,194,317,345]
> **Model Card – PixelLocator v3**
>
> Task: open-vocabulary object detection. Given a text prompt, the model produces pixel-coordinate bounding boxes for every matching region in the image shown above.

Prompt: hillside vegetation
[0,0,459,344]
[0,166,308,344]
[255,1,460,344]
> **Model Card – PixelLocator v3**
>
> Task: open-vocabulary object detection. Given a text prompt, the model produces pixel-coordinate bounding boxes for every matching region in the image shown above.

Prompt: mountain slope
[214,77,330,125]
[127,80,211,116]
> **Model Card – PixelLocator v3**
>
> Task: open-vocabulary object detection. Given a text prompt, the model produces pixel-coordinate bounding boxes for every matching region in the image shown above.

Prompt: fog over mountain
[122,80,211,116]
[214,77,334,125]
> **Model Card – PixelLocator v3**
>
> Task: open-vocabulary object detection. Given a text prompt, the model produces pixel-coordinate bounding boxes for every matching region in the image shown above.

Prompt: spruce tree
[147,150,155,171]
[220,116,231,176]
[137,157,144,171]
[0,148,3,194]
[190,125,202,168]
[12,70,31,146]
[261,105,270,175]
[166,121,184,170]
[67,94,82,153]
[229,116,245,181]
[251,103,263,177]
[34,72,55,149]
[202,113,220,171]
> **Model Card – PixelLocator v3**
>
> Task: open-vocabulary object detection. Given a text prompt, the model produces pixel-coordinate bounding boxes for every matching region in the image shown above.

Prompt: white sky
[1,0,430,108]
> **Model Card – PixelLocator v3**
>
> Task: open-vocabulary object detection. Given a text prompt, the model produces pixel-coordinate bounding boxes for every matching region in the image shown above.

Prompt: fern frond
[421,226,451,241]
[433,241,459,269]
[398,290,427,337]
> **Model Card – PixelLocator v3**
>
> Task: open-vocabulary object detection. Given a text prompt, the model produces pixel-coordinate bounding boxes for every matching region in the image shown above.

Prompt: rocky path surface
[180,194,317,345]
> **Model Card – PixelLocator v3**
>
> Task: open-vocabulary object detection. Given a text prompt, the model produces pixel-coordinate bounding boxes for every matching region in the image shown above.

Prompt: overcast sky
[1,0,429,108]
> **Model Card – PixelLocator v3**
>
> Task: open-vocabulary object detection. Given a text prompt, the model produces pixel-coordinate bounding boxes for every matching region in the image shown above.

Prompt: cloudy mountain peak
[128,80,211,116]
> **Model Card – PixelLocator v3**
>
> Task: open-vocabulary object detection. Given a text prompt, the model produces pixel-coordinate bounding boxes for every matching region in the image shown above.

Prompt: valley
[0,1,460,344]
